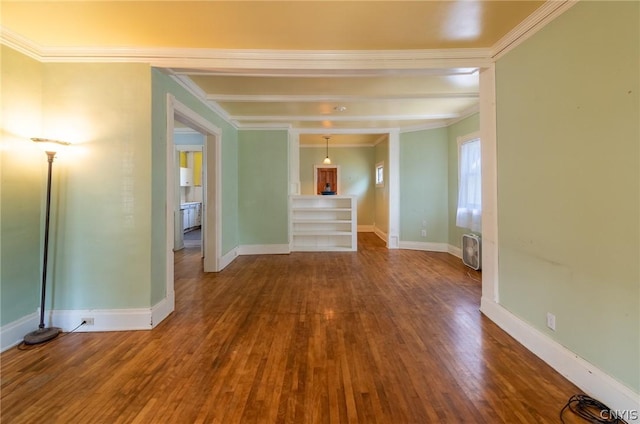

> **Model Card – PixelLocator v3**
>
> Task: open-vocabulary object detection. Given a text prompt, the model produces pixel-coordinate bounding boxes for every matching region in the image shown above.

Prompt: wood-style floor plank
[1,233,584,423]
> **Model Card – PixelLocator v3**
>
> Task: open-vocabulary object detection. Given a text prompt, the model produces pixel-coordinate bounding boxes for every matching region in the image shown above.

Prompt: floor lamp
[23,138,69,345]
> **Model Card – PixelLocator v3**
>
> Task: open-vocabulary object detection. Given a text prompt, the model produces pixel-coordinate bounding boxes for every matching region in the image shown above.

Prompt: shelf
[292,219,352,224]
[293,231,352,236]
[292,207,352,212]
[290,195,357,252]
[292,246,355,252]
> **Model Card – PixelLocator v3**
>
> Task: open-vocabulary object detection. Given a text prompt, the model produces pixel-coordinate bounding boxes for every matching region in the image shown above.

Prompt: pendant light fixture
[323,136,331,165]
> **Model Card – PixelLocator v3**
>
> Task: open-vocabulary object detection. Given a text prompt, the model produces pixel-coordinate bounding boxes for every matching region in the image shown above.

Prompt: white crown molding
[230,113,459,122]
[236,123,292,130]
[169,74,239,129]
[1,0,574,69]
[175,67,480,78]
[445,103,481,127]
[373,134,389,146]
[491,0,579,60]
[0,27,42,61]
[1,27,491,69]
[291,128,399,136]
[208,92,479,103]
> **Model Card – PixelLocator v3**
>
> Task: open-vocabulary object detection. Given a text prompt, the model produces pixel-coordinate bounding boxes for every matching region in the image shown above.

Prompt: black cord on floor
[16,321,87,351]
[466,271,481,282]
[560,394,628,424]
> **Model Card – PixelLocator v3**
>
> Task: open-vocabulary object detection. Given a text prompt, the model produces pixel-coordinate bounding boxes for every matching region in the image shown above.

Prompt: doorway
[175,143,204,252]
[314,165,339,194]
[164,94,223,319]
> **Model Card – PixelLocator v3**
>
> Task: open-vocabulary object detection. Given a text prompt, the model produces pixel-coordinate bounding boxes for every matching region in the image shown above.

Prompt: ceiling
[1,1,556,146]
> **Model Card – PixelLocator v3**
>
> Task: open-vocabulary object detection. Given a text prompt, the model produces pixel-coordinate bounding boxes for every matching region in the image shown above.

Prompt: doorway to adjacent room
[314,165,339,194]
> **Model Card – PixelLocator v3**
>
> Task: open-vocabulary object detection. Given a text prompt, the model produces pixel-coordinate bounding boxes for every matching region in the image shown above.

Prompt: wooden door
[317,167,338,194]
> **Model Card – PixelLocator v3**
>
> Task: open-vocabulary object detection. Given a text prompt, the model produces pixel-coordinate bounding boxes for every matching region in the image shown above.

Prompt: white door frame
[166,94,223,303]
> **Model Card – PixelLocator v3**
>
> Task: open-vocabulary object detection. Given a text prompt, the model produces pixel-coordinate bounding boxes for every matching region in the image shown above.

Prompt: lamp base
[23,327,61,345]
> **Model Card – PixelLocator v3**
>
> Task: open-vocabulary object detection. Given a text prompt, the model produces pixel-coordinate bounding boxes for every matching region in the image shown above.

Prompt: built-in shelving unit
[290,195,357,251]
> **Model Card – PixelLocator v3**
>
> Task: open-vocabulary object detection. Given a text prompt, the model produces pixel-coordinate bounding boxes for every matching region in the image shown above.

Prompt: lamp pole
[24,139,69,345]
[37,151,55,329]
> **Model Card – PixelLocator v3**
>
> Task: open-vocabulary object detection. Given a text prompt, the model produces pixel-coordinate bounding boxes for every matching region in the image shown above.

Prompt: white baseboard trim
[151,294,174,328]
[238,244,290,255]
[448,244,462,258]
[374,227,387,243]
[357,225,374,232]
[1,312,38,352]
[481,298,640,422]
[398,241,449,252]
[2,299,175,351]
[51,308,153,332]
[219,247,239,270]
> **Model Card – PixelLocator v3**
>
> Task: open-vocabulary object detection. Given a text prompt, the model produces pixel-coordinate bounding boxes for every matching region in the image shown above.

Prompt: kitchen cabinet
[180,167,193,187]
[181,202,202,232]
[179,152,202,187]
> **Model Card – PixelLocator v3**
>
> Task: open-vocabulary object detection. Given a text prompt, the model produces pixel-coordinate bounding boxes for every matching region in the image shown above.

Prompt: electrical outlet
[82,317,95,326]
[420,229,427,237]
[546,312,556,331]
[421,220,427,227]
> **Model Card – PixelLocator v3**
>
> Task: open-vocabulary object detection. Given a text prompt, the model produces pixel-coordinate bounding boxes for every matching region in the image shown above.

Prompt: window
[375,162,384,187]
[456,135,481,232]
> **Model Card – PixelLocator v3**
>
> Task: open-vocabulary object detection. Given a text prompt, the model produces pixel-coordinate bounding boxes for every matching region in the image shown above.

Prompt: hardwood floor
[1,233,583,423]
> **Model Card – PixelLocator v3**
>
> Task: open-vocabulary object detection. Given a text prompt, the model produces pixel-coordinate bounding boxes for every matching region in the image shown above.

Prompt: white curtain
[456,138,482,232]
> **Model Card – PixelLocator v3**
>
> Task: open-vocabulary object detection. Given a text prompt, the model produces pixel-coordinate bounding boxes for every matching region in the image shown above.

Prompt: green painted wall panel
[0,46,44,325]
[399,128,449,243]
[496,1,639,391]
[447,114,480,248]
[238,130,289,245]
[42,62,153,309]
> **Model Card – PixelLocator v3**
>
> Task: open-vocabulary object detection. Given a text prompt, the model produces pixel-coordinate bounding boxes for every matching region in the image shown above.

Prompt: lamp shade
[31,138,70,154]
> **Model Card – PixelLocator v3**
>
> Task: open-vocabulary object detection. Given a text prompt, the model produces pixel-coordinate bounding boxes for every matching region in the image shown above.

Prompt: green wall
[1,50,155,320]
[1,48,244,322]
[238,130,289,245]
[496,1,639,391]
[43,62,153,310]
[399,128,449,243]
[151,70,239,304]
[299,146,375,226]
[447,113,480,248]
[0,46,44,326]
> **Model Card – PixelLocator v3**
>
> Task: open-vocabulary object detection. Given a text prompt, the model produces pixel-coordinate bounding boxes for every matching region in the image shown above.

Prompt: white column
[479,64,499,306]
[387,129,400,249]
